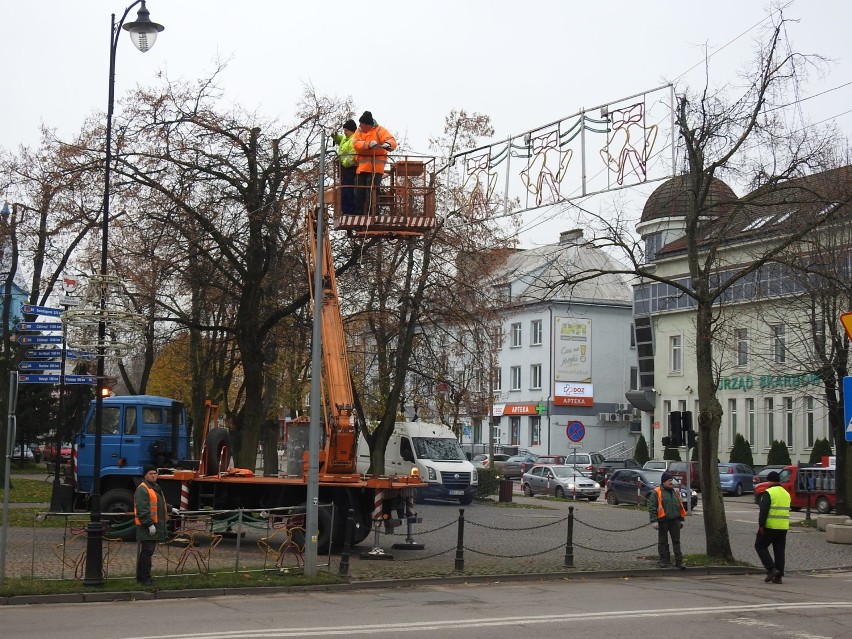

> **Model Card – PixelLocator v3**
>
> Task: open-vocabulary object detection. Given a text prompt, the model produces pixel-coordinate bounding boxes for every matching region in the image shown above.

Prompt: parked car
[43,443,72,464]
[643,460,677,471]
[718,463,756,496]
[521,464,600,500]
[752,465,787,487]
[605,468,698,508]
[502,454,539,479]
[564,452,605,477]
[668,461,701,490]
[471,453,510,473]
[13,445,39,462]
[595,458,641,485]
[535,455,566,465]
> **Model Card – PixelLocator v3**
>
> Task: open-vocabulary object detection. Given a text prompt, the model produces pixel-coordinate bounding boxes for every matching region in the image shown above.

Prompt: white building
[468,229,638,457]
[633,169,851,464]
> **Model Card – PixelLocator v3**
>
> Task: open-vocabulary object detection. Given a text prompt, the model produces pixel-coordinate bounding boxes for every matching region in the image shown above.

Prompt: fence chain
[465,513,570,532]
[573,513,651,533]
[572,540,658,553]
[384,518,458,536]
[463,542,564,559]
[391,546,457,562]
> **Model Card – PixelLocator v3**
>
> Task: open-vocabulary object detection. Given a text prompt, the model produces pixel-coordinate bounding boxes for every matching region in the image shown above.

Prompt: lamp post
[82,0,164,587]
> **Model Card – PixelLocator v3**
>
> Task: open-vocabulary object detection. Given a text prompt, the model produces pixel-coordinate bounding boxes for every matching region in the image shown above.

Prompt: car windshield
[412,437,466,461]
[552,466,590,479]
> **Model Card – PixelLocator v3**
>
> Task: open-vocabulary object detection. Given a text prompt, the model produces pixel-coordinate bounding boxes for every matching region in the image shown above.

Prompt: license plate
[449,490,464,496]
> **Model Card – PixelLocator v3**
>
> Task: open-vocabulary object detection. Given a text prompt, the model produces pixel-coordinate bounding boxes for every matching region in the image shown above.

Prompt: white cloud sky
[3,0,851,247]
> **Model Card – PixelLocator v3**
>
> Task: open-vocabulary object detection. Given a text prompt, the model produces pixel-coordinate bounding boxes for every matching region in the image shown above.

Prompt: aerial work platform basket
[328,155,437,237]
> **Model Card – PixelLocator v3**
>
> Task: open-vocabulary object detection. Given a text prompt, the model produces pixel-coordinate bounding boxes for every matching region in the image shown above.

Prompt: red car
[42,443,72,464]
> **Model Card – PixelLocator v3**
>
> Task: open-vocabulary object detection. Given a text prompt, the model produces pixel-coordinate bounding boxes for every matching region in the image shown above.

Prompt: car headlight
[426,466,437,481]
[592,482,600,489]
[472,469,478,483]
[566,483,576,490]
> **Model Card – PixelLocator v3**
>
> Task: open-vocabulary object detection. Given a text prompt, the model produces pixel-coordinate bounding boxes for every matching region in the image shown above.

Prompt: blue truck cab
[74,395,189,495]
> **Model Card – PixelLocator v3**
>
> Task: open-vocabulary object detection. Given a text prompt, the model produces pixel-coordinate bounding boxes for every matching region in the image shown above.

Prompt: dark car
[535,455,566,465]
[605,468,698,508]
[668,461,700,490]
[595,458,641,485]
[502,454,539,479]
[752,465,787,487]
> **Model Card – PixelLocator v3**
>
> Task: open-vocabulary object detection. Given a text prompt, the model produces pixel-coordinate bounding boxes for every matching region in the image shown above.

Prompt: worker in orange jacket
[352,110,397,216]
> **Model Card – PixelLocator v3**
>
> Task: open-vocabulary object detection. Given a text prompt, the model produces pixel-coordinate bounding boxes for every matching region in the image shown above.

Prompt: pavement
[2,474,851,605]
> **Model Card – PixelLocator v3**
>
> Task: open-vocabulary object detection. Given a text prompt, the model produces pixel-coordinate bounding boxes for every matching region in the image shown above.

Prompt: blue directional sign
[566,420,586,443]
[16,321,63,331]
[843,376,852,442]
[21,304,62,317]
[25,348,94,359]
[17,374,97,385]
[19,361,62,371]
[17,335,62,345]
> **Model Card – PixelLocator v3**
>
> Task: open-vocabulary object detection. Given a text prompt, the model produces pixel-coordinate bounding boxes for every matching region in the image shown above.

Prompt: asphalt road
[3,571,852,638]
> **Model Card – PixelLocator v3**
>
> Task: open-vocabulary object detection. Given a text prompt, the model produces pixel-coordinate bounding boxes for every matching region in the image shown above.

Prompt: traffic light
[669,411,683,447]
[686,429,697,448]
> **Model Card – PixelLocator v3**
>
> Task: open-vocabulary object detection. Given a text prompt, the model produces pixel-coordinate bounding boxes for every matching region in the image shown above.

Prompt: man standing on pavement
[755,470,790,584]
[648,471,687,569]
[134,465,168,586]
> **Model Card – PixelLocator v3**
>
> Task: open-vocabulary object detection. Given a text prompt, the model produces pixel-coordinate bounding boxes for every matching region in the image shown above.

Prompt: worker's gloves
[148,524,157,536]
[171,508,180,517]
[381,143,392,150]
[651,522,659,530]
[368,141,379,149]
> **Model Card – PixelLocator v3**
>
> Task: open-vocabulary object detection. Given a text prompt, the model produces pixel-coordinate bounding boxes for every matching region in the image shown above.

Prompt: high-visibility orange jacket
[352,125,397,175]
[650,485,687,520]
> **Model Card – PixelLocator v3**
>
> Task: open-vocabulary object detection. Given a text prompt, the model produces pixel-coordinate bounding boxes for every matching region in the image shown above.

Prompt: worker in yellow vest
[134,465,168,586]
[755,470,791,584]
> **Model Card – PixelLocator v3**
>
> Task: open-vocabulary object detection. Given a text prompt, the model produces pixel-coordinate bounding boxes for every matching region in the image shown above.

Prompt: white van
[357,422,478,504]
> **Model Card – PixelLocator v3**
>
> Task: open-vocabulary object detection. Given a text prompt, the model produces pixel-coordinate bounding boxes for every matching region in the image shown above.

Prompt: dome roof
[641,174,737,223]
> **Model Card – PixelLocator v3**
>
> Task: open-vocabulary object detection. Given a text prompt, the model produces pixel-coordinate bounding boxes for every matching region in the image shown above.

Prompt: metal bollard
[564,505,574,568]
[454,508,465,572]
[338,509,354,576]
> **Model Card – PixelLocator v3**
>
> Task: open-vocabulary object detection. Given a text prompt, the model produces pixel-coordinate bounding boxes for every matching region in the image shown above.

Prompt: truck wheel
[204,428,232,474]
[290,504,333,553]
[350,508,372,545]
[816,496,832,514]
[101,488,136,541]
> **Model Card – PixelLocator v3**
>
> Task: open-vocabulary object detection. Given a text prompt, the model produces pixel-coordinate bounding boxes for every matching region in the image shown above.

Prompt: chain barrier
[384,517,458,536]
[391,546,457,562]
[465,513,571,531]
[573,512,651,533]
[463,542,565,559]
[572,540,658,553]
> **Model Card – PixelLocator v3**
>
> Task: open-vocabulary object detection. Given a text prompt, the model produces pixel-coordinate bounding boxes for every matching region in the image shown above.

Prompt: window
[510,416,520,445]
[473,419,482,444]
[531,319,542,346]
[669,335,682,373]
[772,324,786,364]
[530,364,542,390]
[529,416,541,446]
[746,398,755,445]
[765,397,774,445]
[735,328,749,367]
[805,396,815,448]
[783,396,793,446]
[490,326,503,350]
[630,366,638,391]
[143,407,163,424]
[511,322,522,348]
[630,323,636,348]
[728,398,737,439]
[510,366,521,391]
[493,367,502,391]
[125,407,137,435]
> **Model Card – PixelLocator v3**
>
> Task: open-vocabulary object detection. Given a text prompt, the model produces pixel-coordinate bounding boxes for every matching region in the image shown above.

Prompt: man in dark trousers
[755,470,791,584]
[648,471,687,568]
[134,465,168,586]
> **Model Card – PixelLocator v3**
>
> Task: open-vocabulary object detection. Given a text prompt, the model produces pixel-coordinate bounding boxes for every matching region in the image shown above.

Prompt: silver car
[521,464,601,500]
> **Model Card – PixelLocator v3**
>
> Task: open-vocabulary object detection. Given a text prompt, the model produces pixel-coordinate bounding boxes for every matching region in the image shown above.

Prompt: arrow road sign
[21,304,62,317]
[17,335,62,345]
[16,321,63,331]
[19,361,62,371]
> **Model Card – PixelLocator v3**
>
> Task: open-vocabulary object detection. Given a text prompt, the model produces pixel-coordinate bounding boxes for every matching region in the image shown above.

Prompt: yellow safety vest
[765,484,791,530]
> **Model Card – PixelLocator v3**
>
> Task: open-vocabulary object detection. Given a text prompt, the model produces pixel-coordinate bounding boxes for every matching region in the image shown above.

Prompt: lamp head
[123,1,165,53]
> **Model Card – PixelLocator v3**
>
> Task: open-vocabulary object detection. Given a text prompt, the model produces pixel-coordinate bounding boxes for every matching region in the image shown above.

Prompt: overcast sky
[3,0,851,247]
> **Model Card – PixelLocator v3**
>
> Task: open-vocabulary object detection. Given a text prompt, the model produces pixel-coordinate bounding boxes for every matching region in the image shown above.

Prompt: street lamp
[80,0,164,587]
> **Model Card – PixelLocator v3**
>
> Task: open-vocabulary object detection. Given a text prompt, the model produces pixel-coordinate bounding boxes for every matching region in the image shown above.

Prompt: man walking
[134,465,168,586]
[648,472,687,568]
[755,470,790,584]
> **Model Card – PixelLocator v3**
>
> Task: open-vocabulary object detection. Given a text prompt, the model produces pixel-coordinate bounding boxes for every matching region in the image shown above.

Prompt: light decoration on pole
[63,0,163,587]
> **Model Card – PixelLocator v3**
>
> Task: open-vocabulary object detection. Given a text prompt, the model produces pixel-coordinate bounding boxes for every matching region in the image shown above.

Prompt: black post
[563,505,574,568]
[454,508,465,572]
[338,509,353,577]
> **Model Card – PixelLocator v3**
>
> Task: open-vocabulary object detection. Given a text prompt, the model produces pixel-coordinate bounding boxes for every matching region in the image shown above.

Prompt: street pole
[83,1,164,587]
